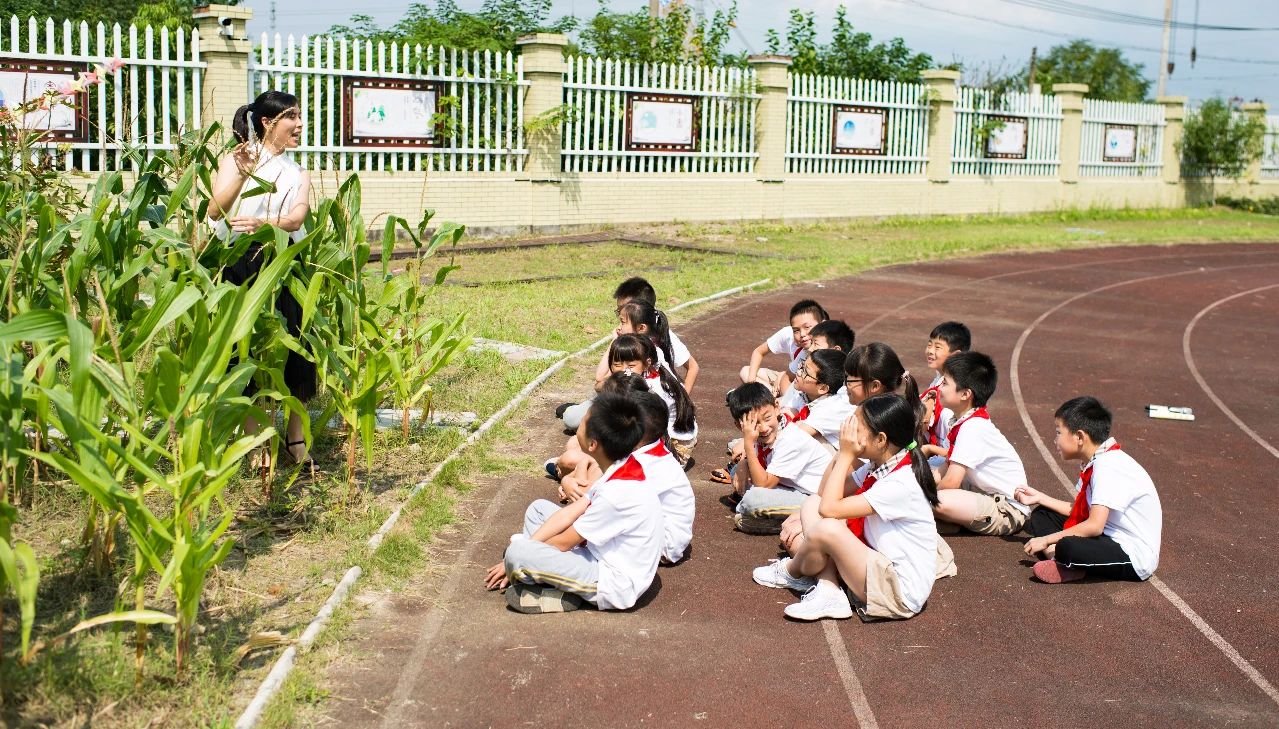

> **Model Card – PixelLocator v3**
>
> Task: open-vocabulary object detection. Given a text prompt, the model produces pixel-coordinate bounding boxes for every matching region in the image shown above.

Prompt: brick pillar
[921,69,960,184]
[1052,83,1088,184]
[1157,96,1187,184]
[747,54,792,181]
[192,5,253,135]
[1241,101,1268,184]
[515,33,568,181]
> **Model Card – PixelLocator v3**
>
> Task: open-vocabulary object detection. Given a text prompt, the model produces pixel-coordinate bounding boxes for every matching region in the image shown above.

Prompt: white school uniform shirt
[924,373,954,449]
[946,412,1030,514]
[634,440,695,562]
[1086,443,1163,579]
[668,330,691,369]
[861,451,939,615]
[777,383,807,412]
[574,456,665,610]
[643,367,698,441]
[764,326,805,373]
[212,145,307,242]
[764,423,833,494]
[801,393,856,450]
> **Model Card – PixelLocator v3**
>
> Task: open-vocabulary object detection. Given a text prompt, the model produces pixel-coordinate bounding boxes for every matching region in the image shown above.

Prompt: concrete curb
[232,277,771,729]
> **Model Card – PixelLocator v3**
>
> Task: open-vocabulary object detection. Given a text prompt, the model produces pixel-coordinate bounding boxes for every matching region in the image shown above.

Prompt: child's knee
[738,365,750,383]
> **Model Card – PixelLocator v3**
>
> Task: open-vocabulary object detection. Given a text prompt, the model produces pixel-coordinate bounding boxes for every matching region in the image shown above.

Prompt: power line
[993,0,1279,32]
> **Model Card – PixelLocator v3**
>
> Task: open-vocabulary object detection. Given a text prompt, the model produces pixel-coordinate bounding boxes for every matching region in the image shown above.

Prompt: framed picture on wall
[983,114,1028,159]
[625,93,699,152]
[831,105,887,156]
[0,57,89,142]
[343,77,440,147]
[1102,123,1138,162]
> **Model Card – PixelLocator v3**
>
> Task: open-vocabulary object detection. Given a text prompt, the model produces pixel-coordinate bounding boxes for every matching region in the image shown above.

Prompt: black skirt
[223,243,318,402]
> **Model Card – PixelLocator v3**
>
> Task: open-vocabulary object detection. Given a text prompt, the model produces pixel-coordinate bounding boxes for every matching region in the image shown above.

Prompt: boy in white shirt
[778,319,855,414]
[486,393,664,613]
[631,390,695,564]
[924,351,1031,536]
[727,383,834,535]
[1014,396,1162,583]
[740,299,829,397]
[784,348,855,450]
[919,321,970,461]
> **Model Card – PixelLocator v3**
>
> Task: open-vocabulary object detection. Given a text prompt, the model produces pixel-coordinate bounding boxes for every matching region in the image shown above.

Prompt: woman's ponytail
[232,103,254,144]
[657,363,696,434]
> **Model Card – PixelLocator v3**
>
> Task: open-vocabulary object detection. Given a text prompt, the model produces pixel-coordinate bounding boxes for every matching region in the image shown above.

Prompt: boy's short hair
[810,319,854,352]
[726,382,776,425]
[929,321,972,352]
[941,351,997,407]
[789,299,829,323]
[599,371,650,397]
[613,277,657,305]
[632,391,670,443]
[1054,396,1112,444]
[809,349,847,393]
[585,392,646,461]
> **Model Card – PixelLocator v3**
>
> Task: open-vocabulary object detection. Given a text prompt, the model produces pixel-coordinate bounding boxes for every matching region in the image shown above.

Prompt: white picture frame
[626,94,699,151]
[1103,124,1138,163]
[984,115,1029,159]
[344,78,439,147]
[831,105,887,156]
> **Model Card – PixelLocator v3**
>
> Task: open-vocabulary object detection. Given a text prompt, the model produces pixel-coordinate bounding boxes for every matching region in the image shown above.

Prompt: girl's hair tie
[900,369,911,382]
[905,440,918,450]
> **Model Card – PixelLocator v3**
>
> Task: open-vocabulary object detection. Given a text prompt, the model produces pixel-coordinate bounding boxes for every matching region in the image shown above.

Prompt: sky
[245,0,1279,109]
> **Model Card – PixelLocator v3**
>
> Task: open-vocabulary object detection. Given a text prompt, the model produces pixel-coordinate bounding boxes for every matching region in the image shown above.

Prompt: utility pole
[270,0,276,36]
[1157,0,1173,97]
[649,0,661,18]
[1027,46,1037,94]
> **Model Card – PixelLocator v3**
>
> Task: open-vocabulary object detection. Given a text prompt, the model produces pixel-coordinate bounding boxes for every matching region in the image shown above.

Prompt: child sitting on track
[783,348,856,450]
[1015,396,1163,584]
[753,394,942,622]
[631,390,695,564]
[727,382,833,535]
[740,299,829,396]
[925,351,1031,536]
[920,321,971,463]
[779,318,856,414]
[486,392,664,613]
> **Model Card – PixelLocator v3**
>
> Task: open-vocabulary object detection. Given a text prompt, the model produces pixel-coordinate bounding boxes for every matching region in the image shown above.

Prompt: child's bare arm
[777,370,794,395]
[935,461,968,490]
[593,350,611,388]
[1014,485,1071,515]
[745,342,771,383]
[529,497,591,542]
[1024,505,1109,555]
[546,524,586,552]
[681,355,700,393]
[921,443,946,458]
[739,413,781,488]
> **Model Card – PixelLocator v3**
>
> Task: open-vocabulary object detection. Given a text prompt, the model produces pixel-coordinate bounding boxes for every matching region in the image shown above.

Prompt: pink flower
[55,80,77,96]
[102,57,125,73]
[80,70,100,86]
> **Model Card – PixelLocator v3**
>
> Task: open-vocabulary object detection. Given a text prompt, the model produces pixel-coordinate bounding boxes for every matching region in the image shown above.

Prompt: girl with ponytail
[842,342,927,445]
[209,90,317,469]
[752,394,949,622]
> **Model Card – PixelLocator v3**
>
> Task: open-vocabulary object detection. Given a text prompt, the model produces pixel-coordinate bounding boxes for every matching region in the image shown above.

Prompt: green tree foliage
[577,0,740,66]
[328,0,576,52]
[765,6,933,82]
[1180,97,1267,200]
[0,0,145,25]
[1031,40,1150,102]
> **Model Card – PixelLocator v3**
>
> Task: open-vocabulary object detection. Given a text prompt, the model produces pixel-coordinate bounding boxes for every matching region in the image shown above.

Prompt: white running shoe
[752,558,815,590]
[783,583,853,621]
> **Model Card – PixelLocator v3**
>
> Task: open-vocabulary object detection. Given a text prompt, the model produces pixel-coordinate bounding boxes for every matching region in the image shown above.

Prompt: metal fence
[951,87,1062,177]
[251,34,527,173]
[1264,115,1279,180]
[1080,98,1164,178]
[786,73,929,175]
[1,15,203,172]
[561,54,758,173]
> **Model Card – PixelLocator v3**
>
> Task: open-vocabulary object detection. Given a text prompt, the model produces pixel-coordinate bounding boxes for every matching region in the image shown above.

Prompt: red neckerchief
[643,440,670,458]
[846,452,913,545]
[755,442,773,468]
[606,455,646,482]
[922,385,944,446]
[945,407,990,460]
[783,405,811,425]
[644,368,660,380]
[1064,440,1121,529]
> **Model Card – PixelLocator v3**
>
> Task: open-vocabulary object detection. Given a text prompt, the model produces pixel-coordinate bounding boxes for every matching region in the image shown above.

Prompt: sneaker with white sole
[752,558,815,591]
[783,583,853,621]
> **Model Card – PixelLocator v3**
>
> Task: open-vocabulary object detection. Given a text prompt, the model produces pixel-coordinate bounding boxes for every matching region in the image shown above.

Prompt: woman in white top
[208,90,315,468]
[753,394,943,621]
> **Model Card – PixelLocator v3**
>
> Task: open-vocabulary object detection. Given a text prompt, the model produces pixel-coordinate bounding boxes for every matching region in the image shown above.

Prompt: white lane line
[822,621,880,729]
[860,246,1278,335]
[1183,283,1279,460]
[1009,261,1279,711]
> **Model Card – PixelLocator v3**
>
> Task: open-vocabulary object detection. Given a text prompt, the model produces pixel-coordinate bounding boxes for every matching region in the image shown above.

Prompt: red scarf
[643,440,670,458]
[783,405,811,425]
[606,455,647,483]
[846,453,913,545]
[922,385,944,446]
[755,442,772,468]
[945,407,990,460]
[1063,441,1121,529]
[644,368,660,380]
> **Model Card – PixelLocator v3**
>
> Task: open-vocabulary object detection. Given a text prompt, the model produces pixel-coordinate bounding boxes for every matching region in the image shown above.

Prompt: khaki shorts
[863,549,918,620]
[671,436,697,465]
[961,490,1028,536]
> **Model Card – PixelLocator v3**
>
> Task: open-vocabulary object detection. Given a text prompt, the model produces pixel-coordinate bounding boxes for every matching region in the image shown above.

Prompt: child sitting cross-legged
[727,382,833,535]
[924,351,1031,536]
[753,394,943,621]
[740,299,829,397]
[485,392,664,613]
[630,390,695,564]
[1014,396,1163,584]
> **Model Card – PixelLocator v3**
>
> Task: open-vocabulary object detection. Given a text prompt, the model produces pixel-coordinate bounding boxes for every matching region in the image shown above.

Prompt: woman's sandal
[709,467,733,485]
[284,439,322,478]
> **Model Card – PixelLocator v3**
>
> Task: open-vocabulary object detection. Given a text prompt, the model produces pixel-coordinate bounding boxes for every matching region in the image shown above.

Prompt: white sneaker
[783,583,853,621]
[752,558,815,590]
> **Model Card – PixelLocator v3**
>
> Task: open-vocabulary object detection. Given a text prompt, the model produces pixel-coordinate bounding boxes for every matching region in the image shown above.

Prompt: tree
[766,6,933,82]
[1179,97,1267,203]
[1,0,152,26]
[553,0,740,66]
[1031,40,1150,102]
[328,0,576,53]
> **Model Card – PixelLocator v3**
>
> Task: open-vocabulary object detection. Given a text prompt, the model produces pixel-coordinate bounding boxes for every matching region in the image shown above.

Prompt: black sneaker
[554,402,574,419]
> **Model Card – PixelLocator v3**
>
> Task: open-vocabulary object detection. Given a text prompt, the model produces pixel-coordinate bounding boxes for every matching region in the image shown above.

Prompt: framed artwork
[0,57,89,142]
[1102,123,1138,162]
[625,93,699,152]
[343,77,440,147]
[831,105,887,156]
[984,114,1028,159]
